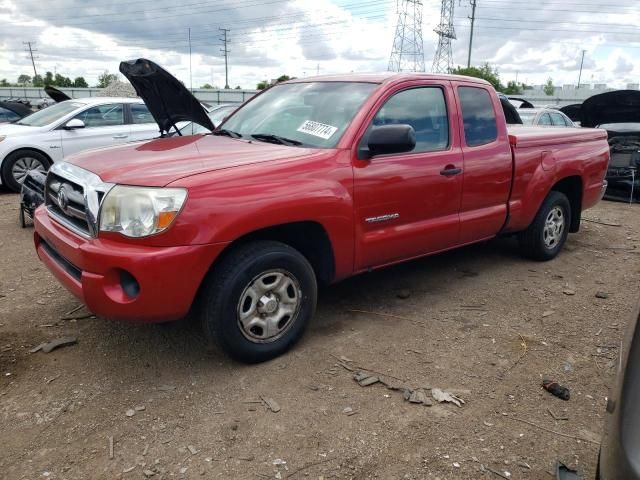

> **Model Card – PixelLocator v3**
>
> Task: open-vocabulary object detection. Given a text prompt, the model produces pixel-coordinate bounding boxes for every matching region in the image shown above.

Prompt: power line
[219,28,230,89]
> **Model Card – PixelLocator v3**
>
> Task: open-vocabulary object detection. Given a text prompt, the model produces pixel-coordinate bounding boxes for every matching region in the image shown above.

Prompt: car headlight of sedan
[99,186,187,238]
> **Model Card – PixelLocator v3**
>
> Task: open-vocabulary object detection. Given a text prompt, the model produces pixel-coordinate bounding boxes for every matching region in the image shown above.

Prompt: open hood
[581,90,640,128]
[508,97,534,109]
[119,58,215,135]
[44,85,71,103]
[0,101,32,118]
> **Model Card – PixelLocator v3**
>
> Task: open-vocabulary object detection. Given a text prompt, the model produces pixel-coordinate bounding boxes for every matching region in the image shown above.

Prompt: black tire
[2,150,51,193]
[198,240,317,363]
[518,191,571,261]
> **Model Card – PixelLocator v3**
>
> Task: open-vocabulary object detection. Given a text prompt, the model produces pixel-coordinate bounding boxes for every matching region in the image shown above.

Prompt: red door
[352,81,464,270]
[453,83,513,244]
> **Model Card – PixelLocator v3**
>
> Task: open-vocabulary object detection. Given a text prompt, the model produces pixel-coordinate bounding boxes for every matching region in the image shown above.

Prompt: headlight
[99,186,187,238]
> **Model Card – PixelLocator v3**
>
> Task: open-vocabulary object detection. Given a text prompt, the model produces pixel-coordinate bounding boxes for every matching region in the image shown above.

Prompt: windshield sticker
[296,120,338,140]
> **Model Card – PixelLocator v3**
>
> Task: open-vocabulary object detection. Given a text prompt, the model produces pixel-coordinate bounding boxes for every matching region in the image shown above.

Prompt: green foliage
[73,77,88,88]
[503,80,523,95]
[543,78,555,96]
[0,79,9,87]
[276,75,292,82]
[451,63,503,91]
[17,74,31,85]
[54,73,73,87]
[44,71,54,85]
[200,83,213,89]
[96,71,119,88]
[32,74,44,87]
[234,85,241,89]
[256,80,270,90]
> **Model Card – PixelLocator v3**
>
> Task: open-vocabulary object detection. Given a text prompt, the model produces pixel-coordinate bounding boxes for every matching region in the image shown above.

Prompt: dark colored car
[598,300,640,479]
[0,101,32,123]
[581,90,640,203]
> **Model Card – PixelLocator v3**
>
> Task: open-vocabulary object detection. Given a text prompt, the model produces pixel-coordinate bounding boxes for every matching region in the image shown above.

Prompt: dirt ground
[1,189,639,480]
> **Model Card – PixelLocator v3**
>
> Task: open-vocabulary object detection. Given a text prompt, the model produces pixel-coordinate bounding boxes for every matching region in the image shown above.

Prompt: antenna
[432,0,456,73]
[388,0,425,72]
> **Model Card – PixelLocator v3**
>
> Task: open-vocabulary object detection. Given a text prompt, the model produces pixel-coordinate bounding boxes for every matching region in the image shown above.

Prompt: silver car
[518,108,575,127]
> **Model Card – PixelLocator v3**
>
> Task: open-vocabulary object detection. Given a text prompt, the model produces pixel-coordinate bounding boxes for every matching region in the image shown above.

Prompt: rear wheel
[198,241,317,363]
[518,191,571,261]
[2,150,50,193]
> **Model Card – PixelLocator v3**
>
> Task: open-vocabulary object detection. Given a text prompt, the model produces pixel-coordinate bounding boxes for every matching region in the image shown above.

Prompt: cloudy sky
[0,0,638,90]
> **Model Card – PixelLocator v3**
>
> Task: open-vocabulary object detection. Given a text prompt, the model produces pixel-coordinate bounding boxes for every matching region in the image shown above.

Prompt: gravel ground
[0,189,638,480]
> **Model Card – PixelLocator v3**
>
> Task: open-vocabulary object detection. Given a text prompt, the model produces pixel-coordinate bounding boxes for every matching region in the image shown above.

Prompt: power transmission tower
[23,41,39,77]
[219,28,230,89]
[466,0,477,68]
[388,0,425,73]
[432,0,456,73]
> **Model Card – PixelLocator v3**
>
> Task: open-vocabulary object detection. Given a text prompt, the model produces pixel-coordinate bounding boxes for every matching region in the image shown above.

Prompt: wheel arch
[550,175,583,232]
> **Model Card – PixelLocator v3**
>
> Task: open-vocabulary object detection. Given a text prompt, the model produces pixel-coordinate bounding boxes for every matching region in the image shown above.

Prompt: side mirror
[64,118,85,130]
[366,124,416,158]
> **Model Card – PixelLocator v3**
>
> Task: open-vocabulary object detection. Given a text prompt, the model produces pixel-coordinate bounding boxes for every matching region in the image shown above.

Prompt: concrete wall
[0,87,259,105]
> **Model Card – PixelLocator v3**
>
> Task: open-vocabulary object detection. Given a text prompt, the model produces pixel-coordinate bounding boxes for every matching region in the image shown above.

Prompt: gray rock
[125,409,136,417]
[595,291,609,299]
[358,376,379,387]
[353,371,369,382]
[409,390,428,404]
[396,290,411,299]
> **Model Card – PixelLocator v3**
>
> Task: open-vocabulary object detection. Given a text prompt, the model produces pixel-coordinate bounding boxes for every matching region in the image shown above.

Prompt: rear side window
[458,87,497,147]
[538,113,552,126]
[0,107,20,122]
[550,112,570,126]
[74,104,124,127]
[131,103,154,124]
[371,87,449,153]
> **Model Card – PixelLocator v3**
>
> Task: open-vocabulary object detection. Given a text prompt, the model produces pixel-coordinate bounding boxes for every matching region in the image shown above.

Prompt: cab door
[353,81,464,270]
[452,83,513,244]
[60,103,130,157]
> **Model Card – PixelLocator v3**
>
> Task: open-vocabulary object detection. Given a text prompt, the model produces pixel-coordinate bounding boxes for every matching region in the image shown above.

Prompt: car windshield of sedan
[220,82,377,148]
[518,111,537,124]
[16,101,85,127]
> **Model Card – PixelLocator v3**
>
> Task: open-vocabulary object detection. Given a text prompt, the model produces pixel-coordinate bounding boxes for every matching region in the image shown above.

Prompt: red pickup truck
[34,61,609,362]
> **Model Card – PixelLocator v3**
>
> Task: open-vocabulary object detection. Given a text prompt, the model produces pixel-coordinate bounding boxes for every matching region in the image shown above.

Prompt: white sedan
[0,97,158,192]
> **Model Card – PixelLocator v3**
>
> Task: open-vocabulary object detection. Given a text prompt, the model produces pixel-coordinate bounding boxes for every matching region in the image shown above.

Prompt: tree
[543,78,555,96]
[73,76,88,88]
[96,71,118,88]
[256,80,270,90]
[234,85,241,90]
[17,74,31,85]
[0,79,9,87]
[32,74,44,87]
[503,80,523,95]
[450,63,503,91]
[54,73,72,87]
[200,83,213,89]
[44,71,54,86]
[276,74,292,83]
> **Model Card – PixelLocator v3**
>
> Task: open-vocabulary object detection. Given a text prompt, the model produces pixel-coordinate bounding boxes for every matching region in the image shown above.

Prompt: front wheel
[518,191,571,261]
[198,241,317,363]
[2,150,50,193]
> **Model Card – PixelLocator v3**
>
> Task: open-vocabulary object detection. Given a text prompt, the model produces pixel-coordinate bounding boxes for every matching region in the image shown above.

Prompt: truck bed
[507,125,608,148]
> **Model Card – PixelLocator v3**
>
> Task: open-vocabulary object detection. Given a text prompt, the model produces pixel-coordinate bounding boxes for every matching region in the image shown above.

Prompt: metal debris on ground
[29,336,78,353]
[431,388,465,407]
[542,378,570,400]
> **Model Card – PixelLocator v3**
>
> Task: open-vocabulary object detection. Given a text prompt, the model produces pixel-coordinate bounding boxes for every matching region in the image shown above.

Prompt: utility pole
[432,0,456,73]
[188,28,193,91]
[219,28,230,89]
[577,49,586,89]
[23,41,38,77]
[467,0,477,68]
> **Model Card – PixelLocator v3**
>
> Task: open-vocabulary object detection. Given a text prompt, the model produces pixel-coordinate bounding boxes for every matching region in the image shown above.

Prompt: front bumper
[34,207,228,323]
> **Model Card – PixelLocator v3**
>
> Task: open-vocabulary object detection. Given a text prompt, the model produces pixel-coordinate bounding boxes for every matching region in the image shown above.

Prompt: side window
[131,104,154,124]
[371,87,449,153]
[74,104,124,127]
[458,87,497,146]
[0,107,20,122]
[538,113,552,126]
[550,112,567,126]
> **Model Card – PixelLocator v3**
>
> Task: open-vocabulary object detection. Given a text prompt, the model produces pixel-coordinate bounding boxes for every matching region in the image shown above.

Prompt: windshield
[16,101,85,127]
[518,111,537,125]
[221,82,377,148]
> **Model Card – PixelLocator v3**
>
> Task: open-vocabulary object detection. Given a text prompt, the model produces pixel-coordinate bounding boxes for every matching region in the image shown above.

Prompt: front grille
[46,172,91,236]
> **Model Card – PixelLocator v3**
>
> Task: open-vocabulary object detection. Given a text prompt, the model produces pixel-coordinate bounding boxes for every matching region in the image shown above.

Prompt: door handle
[440,166,463,176]
[112,134,128,139]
